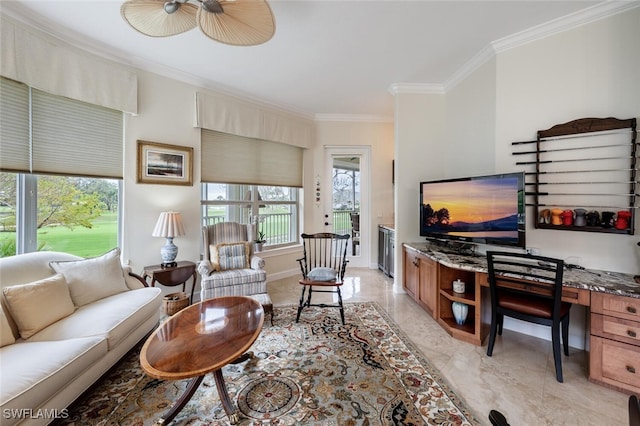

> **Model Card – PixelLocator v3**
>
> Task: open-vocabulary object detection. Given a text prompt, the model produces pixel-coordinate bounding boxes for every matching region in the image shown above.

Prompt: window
[201,183,299,248]
[0,77,123,257]
[0,174,120,258]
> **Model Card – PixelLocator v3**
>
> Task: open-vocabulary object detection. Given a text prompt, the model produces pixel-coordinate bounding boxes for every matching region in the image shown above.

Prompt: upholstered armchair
[197,222,267,301]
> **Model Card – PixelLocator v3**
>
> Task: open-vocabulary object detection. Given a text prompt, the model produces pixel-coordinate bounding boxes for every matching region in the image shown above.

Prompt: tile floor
[267,268,629,426]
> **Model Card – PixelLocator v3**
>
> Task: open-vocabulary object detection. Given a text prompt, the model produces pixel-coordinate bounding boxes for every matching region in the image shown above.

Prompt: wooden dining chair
[486,251,571,382]
[296,233,350,325]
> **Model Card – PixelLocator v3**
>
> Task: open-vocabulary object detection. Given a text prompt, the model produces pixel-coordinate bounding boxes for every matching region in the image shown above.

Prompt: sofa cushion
[213,242,251,271]
[0,305,15,347]
[50,248,129,306]
[201,268,267,288]
[0,336,107,411]
[3,274,75,339]
[0,251,81,288]
[28,287,162,350]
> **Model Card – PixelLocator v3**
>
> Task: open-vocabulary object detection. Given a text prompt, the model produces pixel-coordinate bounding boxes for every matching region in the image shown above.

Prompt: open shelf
[439,288,475,304]
[512,117,637,235]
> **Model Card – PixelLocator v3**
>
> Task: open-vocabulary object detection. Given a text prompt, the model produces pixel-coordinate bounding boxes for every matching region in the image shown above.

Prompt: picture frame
[137,140,193,186]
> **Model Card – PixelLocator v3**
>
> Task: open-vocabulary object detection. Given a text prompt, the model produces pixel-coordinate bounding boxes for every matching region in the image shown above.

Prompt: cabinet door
[403,247,418,299]
[418,256,437,317]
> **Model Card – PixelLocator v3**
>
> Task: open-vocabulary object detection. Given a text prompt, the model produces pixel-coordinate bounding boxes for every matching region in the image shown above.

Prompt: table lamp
[152,212,185,268]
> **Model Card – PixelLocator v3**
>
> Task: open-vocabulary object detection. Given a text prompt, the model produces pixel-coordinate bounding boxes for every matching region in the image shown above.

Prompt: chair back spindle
[296,233,350,324]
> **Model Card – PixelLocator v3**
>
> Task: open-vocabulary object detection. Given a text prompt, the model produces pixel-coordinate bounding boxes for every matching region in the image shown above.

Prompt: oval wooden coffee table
[140,296,264,425]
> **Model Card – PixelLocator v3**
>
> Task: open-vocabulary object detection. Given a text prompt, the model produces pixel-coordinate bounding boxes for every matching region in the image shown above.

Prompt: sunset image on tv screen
[421,176,520,239]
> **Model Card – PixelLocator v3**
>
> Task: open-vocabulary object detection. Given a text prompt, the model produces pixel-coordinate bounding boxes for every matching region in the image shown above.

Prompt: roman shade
[1,15,137,114]
[194,91,314,149]
[0,77,124,179]
[201,129,303,187]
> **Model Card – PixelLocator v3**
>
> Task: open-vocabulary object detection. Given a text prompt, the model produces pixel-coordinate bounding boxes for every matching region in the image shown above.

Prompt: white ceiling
[3,0,617,120]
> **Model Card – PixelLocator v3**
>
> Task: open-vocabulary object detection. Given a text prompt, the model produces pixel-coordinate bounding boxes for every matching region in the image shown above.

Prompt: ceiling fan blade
[121,0,198,37]
[196,0,275,46]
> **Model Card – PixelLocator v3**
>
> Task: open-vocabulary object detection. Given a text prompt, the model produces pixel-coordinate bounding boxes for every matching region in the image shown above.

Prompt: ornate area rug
[59,302,480,425]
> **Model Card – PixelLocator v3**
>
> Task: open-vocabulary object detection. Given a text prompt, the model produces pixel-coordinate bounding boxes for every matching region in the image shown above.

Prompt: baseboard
[267,268,299,282]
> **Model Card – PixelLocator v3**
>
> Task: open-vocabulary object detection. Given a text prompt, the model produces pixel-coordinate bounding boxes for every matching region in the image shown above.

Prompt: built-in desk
[402,242,640,394]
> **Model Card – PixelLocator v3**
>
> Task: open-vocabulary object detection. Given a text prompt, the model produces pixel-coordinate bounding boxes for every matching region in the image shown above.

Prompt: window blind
[201,129,303,187]
[0,78,30,173]
[0,77,124,179]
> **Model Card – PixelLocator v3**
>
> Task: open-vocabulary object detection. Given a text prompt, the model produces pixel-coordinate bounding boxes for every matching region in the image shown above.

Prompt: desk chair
[296,233,350,325]
[486,251,571,382]
[631,395,640,426]
[488,410,510,426]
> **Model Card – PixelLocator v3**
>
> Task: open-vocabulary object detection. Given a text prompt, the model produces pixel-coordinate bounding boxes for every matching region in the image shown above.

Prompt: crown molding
[444,1,639,92]
[444,44,496,92]
[0,2,316,121]
[314,114,393,123]
[388,83,445,96]
[492,0,640,53]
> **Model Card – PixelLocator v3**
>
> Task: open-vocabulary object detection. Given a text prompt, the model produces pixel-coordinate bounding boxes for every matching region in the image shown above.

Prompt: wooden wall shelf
[512,117,637,235]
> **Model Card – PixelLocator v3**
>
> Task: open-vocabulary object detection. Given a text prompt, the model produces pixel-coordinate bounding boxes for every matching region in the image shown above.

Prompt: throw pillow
[307,267,337,281]
[50,248,129,307]
[2,274,75,339]
[0,304,16,347]
[207,245,222,272]
[212,242,251,271]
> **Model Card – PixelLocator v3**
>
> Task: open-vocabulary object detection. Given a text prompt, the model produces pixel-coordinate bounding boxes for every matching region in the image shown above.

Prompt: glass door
[324,147,370,268]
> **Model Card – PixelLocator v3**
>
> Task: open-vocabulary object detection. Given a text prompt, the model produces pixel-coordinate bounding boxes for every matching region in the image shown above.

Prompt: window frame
[4,173,123,255]
[201,183,300,250]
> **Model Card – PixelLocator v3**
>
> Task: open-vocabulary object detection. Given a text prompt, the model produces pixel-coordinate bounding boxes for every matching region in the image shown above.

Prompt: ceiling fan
[120,0,275,46]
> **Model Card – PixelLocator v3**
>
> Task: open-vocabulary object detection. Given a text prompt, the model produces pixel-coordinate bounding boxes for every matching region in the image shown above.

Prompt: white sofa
[0,250,162,426]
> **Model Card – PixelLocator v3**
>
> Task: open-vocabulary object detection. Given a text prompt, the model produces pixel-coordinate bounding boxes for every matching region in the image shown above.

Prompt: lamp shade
[152,212,186,238]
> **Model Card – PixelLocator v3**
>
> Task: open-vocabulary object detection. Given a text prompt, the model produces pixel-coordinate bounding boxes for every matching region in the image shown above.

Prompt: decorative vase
[573,208,587,226]
[551,208,563,225]
[586,211,600,227]
[601,211,615,228]
[539,209,551,224]
[452,302,468,325]
[614,210,631,230]
[561,209,574,226]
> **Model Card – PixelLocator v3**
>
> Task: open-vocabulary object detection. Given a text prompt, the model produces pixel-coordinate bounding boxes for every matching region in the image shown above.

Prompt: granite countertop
[403,242,640,299]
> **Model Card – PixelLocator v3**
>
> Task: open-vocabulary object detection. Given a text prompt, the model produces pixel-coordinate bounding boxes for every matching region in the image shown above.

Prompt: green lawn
[0,212,118,258]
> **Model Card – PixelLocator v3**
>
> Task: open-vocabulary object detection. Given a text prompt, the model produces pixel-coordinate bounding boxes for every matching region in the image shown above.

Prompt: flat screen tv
[420,172,525,248]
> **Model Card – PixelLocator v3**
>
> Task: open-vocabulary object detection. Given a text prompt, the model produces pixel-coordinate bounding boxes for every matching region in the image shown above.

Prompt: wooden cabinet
[417,256,437,317]
[403,246,419,300]
[402,245,436,317]
[590,292,640,393]
[436,267,488,346]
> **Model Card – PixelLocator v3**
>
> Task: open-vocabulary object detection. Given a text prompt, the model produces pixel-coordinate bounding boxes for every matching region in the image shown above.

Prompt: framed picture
[137,140,193,186]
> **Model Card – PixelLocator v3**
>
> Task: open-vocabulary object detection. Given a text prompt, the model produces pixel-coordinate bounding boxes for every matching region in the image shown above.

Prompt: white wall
[121,71,202,275]
[494,7,640,273]
[393,7,640,349]
[394,93,446,289]
[313,120,395,268]
[445,58,497,177]
[115,71,395,295]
